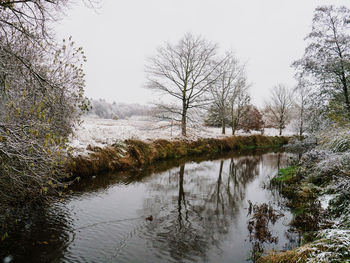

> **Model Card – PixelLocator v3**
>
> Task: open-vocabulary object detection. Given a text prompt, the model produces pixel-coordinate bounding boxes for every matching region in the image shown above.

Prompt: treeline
[205,104,263,134]
[87,99,152,119]
[146,5,350,137]
[144,34,298,136]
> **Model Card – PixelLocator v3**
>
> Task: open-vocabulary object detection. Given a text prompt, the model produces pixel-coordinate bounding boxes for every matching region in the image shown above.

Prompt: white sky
[56,0,350,107]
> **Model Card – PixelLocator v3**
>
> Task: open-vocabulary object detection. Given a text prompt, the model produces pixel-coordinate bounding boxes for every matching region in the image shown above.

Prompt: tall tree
[209,52,244,134]
[146,33,223,136]
[293,5,350,121]
[264,84,293,136]
[292,79,310,138]
[230,77,250,135]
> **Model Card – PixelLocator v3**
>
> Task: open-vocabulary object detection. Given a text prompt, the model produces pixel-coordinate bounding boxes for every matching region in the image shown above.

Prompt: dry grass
[257,246,312,263]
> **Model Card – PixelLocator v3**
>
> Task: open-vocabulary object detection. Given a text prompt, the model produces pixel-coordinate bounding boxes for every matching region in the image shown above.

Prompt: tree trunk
[231,104,235,135]
[181,113,186,136]
[341,76,350,119]
[279,117,283,136]
[335,41,350,119]
[232,119,237,135]
[182,99,187,136]
[222,111,225,134]
[299,103,304,139]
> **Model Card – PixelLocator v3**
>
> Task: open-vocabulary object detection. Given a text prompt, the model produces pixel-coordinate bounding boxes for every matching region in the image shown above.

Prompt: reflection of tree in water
[142,164,210,262]
[0,152,297,263]
[260,152,296,175]
[228,156,261,202]
[141,155,261,262]
[247,203,284,262]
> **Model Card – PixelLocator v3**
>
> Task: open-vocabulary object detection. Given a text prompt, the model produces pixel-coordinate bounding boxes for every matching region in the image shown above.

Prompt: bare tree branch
[145,33,223,136]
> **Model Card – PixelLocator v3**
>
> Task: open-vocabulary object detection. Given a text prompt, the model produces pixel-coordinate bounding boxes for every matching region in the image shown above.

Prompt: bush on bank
[259,130,350,262]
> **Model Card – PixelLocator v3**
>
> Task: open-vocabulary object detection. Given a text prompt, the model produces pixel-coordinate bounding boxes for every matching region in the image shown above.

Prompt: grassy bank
[69,148,274,194]
[67,135,289,178]
[258,147,350,263]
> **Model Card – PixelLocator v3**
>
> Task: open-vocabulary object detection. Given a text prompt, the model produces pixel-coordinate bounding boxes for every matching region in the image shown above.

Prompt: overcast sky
[56,0,349,107]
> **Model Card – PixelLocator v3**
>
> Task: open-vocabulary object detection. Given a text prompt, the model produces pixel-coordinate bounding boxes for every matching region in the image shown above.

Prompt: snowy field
[69,116,294,154]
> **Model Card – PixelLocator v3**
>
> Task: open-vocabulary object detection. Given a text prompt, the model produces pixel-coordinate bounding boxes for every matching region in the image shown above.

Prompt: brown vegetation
[248,203,284,244]
[257,246,312,263]
[247,202,285,262]
[67,135,289,178]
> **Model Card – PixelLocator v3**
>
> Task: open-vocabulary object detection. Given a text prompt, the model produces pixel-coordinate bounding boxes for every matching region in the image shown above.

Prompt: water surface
[2,151,298,263]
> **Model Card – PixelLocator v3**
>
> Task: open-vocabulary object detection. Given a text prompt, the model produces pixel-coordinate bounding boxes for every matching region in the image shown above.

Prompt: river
[1,151,299,263]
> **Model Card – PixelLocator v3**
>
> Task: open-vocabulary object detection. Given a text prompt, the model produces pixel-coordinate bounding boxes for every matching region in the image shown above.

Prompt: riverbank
[258,146,350,262]
[69,116,294,155]
[67,135,289,178]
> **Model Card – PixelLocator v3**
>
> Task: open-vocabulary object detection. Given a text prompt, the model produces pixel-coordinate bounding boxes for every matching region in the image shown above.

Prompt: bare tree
[264,84,294,136]
[209,52,244,134]
[292,79,310,138]
[146,33,223,136]
[230,77,250,135]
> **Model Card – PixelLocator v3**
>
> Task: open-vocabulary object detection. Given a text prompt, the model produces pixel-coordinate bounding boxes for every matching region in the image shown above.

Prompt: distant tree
[292,79,310,138]
[230,77,250,135]
[240,105,263,133]
[204,104,230,127]
[145,33,223,136]
[293,5,350,122]
[264,84,294,136]
[88,99,152,119]
[209,52,244,134]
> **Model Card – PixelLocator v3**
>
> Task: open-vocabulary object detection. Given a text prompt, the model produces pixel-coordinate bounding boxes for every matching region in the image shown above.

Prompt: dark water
[1,152,298,263]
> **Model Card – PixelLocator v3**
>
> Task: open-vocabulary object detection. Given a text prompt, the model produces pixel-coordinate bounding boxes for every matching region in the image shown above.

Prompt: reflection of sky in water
[2,152,298,263]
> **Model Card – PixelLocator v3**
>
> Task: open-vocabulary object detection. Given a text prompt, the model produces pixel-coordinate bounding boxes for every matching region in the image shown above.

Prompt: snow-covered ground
[69,116,294,154]
[318,194,337,210]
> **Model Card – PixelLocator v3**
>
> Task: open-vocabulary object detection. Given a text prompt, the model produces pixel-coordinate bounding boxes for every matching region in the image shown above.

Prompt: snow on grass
[318,194,337,210]
[320,128,350,153]
[278,229,350,263]
[306,229,350,262]
[69,116,294,153]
